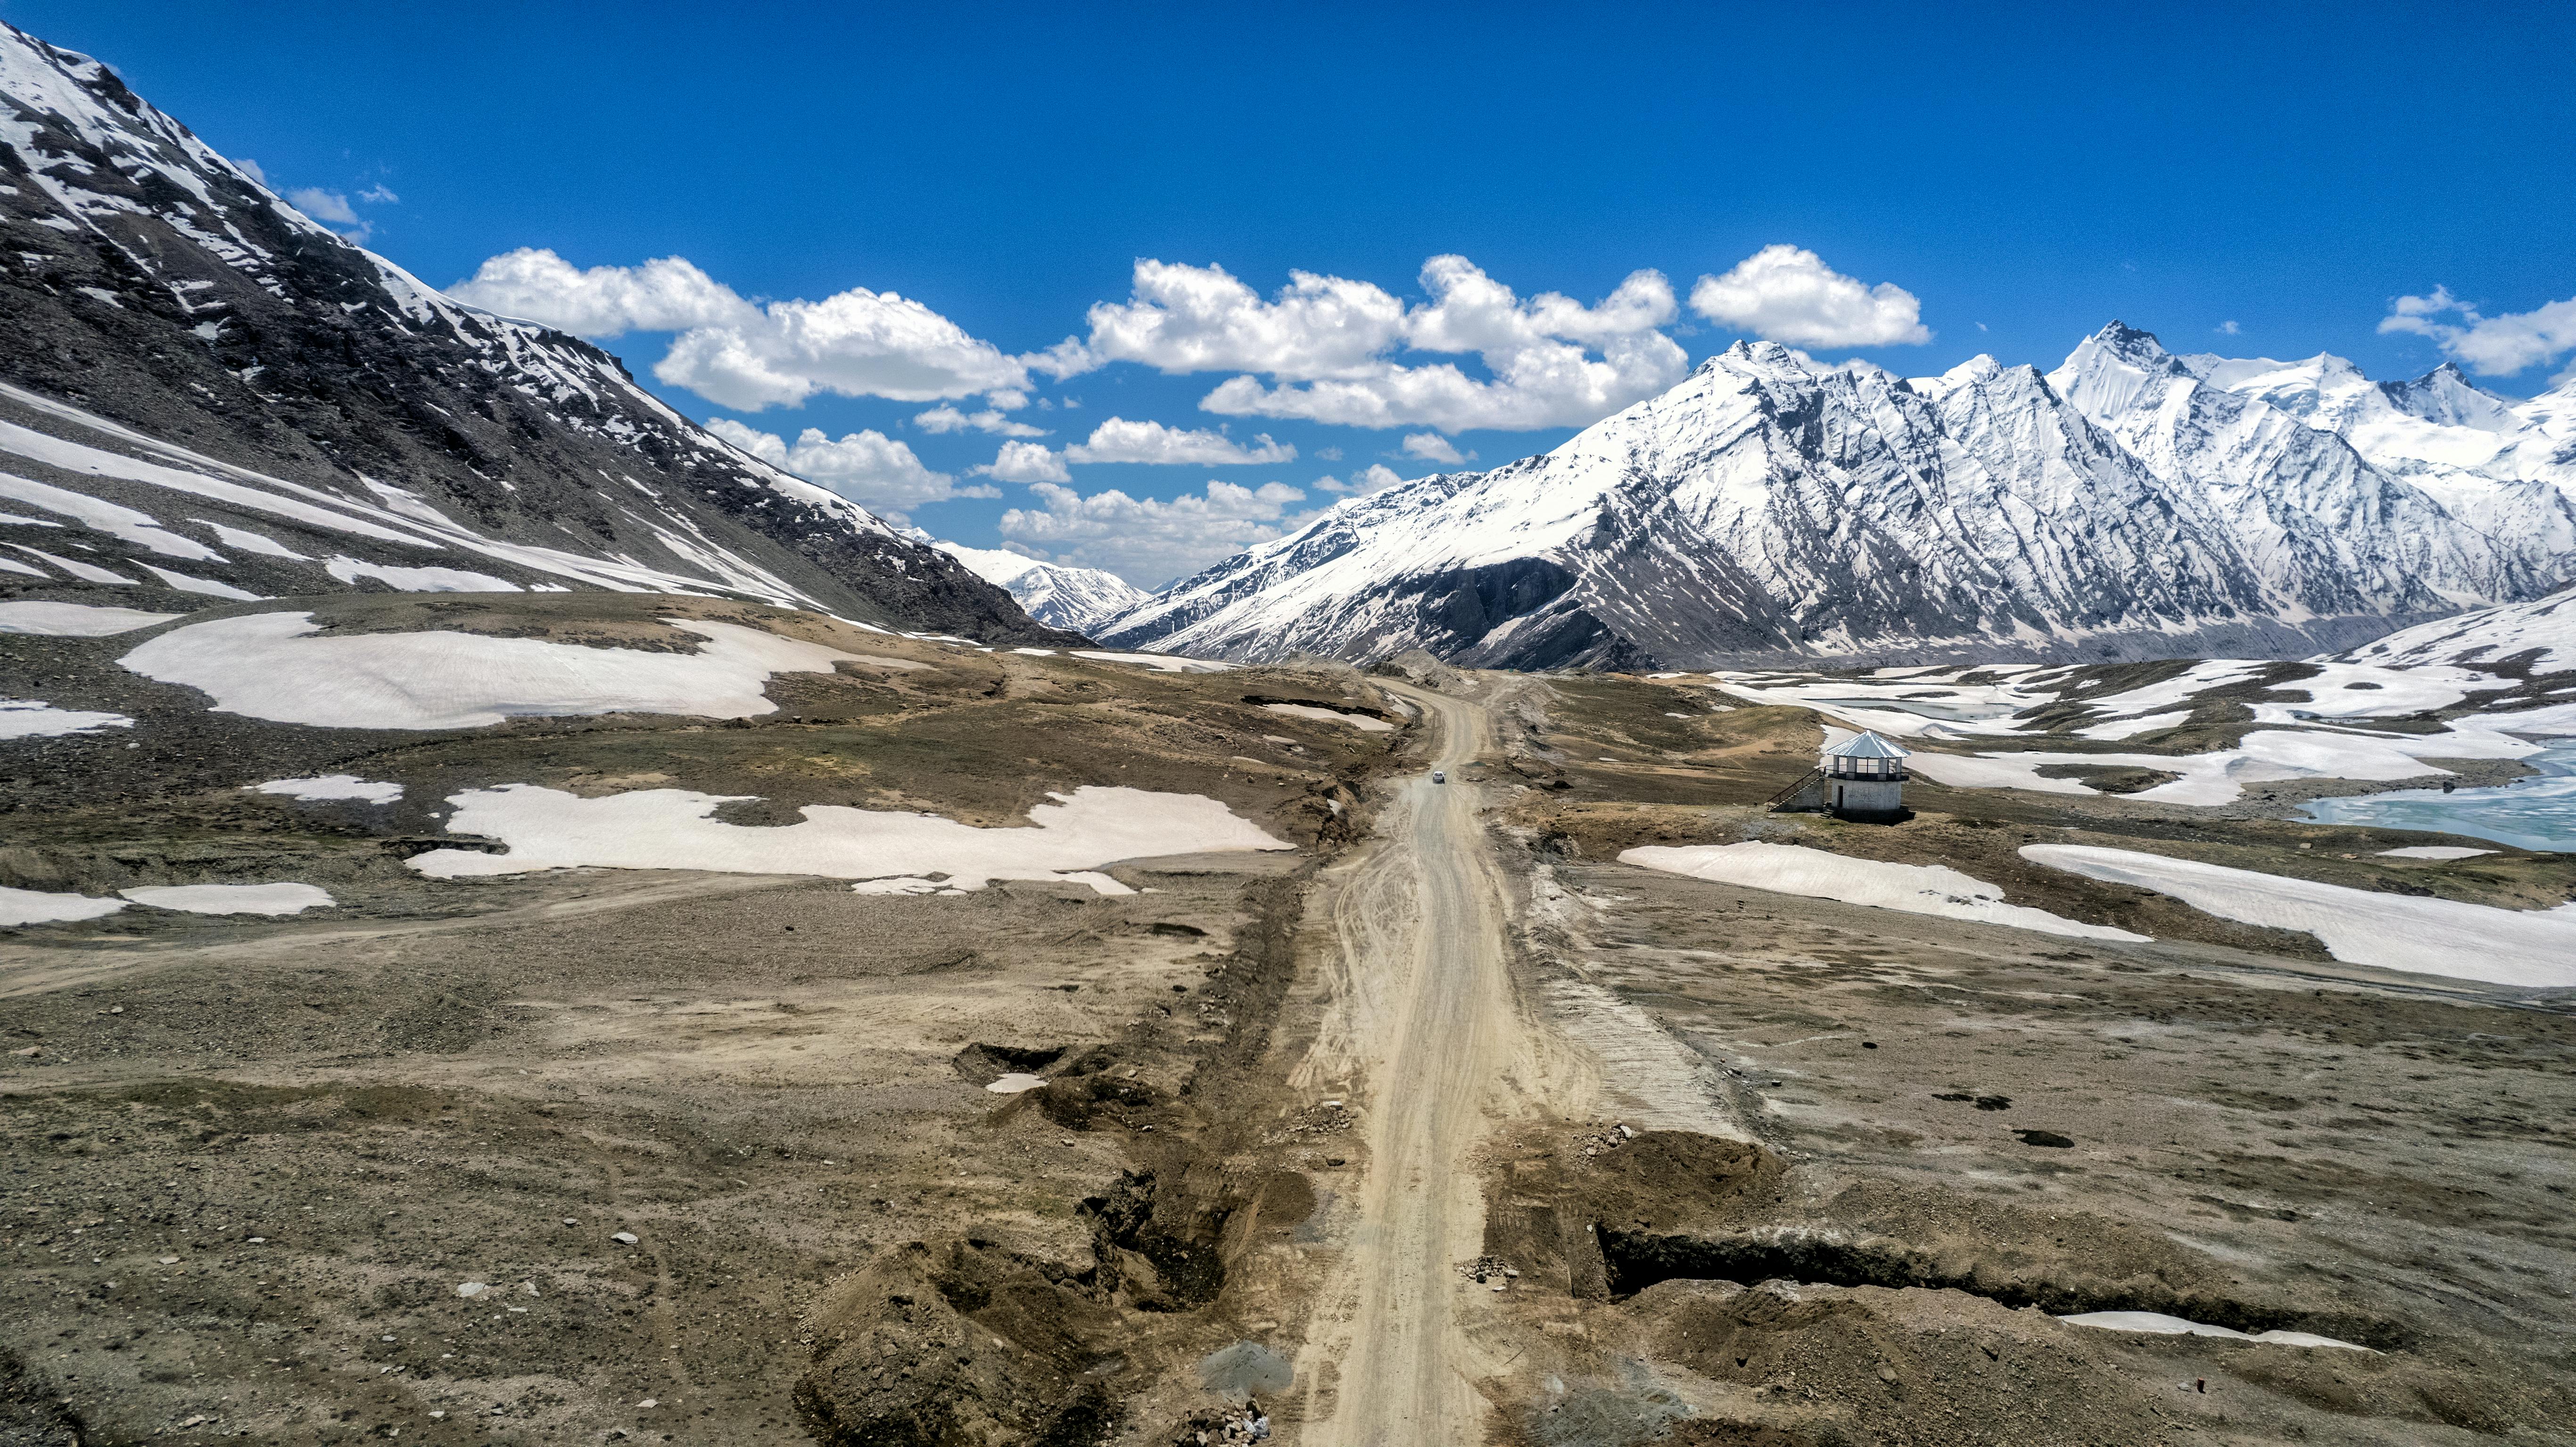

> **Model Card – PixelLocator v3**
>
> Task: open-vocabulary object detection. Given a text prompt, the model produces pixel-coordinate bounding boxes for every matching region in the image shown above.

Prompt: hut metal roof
[1823,731,1912,760]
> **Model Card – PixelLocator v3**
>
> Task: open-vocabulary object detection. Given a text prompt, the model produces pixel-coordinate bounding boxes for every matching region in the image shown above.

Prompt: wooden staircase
[1765,768,1827,812]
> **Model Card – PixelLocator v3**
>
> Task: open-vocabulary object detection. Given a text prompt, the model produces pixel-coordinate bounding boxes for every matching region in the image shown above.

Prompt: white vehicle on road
[1432,770,1445,783]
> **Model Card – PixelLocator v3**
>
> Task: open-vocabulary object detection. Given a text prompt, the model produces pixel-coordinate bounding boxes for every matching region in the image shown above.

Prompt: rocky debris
[1080,1170,1231,1312]
[1165,1405,1273,1444]
[1573,1123,1631,1159]
[1262,1100,1353,1144]
[796,1238,1125,1447]
[1036,1052,1167,1134]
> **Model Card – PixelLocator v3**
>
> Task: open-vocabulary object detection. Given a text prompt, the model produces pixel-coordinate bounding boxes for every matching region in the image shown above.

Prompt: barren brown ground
[9,631,2575,1446]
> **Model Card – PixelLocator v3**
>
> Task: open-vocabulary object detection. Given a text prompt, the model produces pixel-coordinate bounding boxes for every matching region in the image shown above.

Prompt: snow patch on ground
[983,1074,1049,1094]
[323,556,521,592]
[2376,846,2494,859]
[0,885,126,926]
[120,883,335,915]
[2020,845,2576,987]
[1712,672,2050,739]
[2056,1312,2369,1351]
[1072,650,1235,674]
[2073,709,2190,741]
[197,520,307,559]
[10,543,131,584]
[251,775,404,804]
[1910,724,2540,806]
[405,783,1293,895]
[2075,659,2269,717]
[120,613,866,730]
[0,467,224,560]
[135,562,262,600]
[0,600,182,635]
[1263,703,1395,732]
[1,698,135,738]
[1619,841,2147,942]
[2246,661,2489,724]
[2341,584,2576,674]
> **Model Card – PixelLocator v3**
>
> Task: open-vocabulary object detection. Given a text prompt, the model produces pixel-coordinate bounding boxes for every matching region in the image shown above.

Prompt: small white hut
[1821,731,1910,817]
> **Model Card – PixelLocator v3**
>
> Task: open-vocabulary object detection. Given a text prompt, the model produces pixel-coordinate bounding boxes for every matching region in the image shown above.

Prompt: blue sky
[11,0,2574,583]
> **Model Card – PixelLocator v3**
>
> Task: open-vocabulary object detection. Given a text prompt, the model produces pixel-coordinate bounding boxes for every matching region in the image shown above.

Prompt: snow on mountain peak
[1106,319,2576,671]
[922,535,1151,637]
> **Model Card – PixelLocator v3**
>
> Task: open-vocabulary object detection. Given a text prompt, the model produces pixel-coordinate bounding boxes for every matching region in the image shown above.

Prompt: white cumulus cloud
[1400,433,1467,465]
[1315,464,1405,495]
[1688,245,1932,349]
[915,405,1047,437]
[2379,286,2576,379]
[448,248,1031,411]
[705,419,995,523]
[1060,256,1686,432]
[1069,260,1407,379]
[287,187,360,225]
[974,440,1073,484]
[451,249,749,335]
[1064,417,1295,466]
[999,479,1321,586]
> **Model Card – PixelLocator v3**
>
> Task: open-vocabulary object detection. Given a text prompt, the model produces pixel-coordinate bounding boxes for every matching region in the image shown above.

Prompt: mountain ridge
[0,23,1073,641]
[1102,326,2576,669]
[915,534,1147,636]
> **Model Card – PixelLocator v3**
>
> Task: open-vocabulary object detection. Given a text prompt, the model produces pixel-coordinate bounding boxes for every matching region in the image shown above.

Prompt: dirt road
[1289,686,1559,1445]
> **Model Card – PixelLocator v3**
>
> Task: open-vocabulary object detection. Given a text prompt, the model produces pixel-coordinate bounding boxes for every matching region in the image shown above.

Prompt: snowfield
[1072,650,1236,674]
[0,885,126,926]
[2340,582,2576,674]
[251,775,404,804]
[1907,725,2540,806]
[1618,841,2147,941]
[0,600,183,636]
[2,697,135,739]
[1263,703,1396,732]
[405,783,1294,894]
[120,613,869,729]
[121,883,335,915]
[2020,845,2576,987]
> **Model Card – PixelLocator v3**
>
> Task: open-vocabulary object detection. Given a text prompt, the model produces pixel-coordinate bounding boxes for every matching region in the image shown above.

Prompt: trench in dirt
[1595,1227,2409,1350]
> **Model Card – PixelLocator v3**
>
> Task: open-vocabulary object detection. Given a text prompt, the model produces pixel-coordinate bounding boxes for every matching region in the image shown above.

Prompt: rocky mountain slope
[2337,580,2576,675]
[924,535,1148,636]
[0,23,1067,640]
[1104,328,2576,670]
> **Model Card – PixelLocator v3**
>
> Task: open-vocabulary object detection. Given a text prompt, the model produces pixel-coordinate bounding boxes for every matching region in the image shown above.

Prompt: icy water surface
[2300,739,2576,852]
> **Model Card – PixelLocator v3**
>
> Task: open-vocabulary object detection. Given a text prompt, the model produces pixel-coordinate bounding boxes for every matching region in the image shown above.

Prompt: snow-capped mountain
[918,536,1151,636]
[2188,351,2576,492]
[2052,326,2576,607]
[0,24,1066,639]
[1106,327,2576,670]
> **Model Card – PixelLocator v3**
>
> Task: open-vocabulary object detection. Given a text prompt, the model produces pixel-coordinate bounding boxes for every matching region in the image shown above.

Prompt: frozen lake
[2300,739,2576,852]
